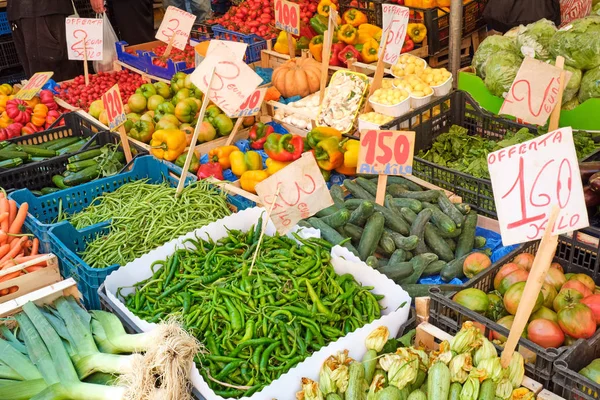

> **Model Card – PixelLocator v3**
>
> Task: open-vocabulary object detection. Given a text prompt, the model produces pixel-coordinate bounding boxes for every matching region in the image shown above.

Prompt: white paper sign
[65,18,104,61]
[380,4,410,65]
[229,88,267,118]
[255,153,334,234]
[156,6,196,50]
[207,40,248,61]
[487,127,589,246]
[190,41,263,116]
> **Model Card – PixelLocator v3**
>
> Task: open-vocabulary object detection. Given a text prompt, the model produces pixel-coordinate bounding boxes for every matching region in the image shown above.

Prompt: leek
[0,363,23,381]
[91,310,155,354]
[0,325,27,355]
[0,337,42,381]
[0,379,48,399]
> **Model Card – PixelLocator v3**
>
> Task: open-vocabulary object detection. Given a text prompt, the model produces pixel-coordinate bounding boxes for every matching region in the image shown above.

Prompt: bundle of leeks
[0,296,199,400]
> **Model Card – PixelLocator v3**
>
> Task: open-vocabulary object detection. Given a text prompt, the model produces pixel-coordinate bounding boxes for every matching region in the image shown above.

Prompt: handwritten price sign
[488,127,589,246]
[275,0,300,35]
[15,72,53,100]
[101,84,126,130]
[229,88,267,118]
[190,41,263,116]
[357,130,415,175]
[380,4,410,65]
[156,6,196,50]
[65,18,103,61]
[499,57,571,126]
[255,153,334,234]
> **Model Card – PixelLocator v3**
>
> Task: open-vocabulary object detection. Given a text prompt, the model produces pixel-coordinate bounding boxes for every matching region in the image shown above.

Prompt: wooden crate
[427,27,487,69]
[0,278,80,317]
[0,254,62,305]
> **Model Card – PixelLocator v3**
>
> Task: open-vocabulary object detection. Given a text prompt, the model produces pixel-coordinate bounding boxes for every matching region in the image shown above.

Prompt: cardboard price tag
[380,4,410,65]
[156,6,196,51]
[275,0,300,35]
[65,18,104,61]
[190,41,263,116]
[255,153,334,234]
[357,130,415,175]
[499,57,571,126]
[14,72,53,101]
[207,40,248,62]
[229,88,267,118]
[488,127,589,246]
[101,84,126,130]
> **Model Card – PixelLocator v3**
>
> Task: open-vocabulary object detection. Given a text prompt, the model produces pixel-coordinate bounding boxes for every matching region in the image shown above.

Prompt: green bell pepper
[175,152,200,173]
[128,120,155,143]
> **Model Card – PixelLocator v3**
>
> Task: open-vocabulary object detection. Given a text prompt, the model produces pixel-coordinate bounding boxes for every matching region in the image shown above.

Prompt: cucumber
[363,349,377,385]
[400,207,418,225]
[401,284,464,298]
[424,223,455,261]
[366,256,379,268]
[455,203,471,215]
[315,204,339,218]
[388,197,423,213]
[52,175,68,190]
[16,145,57,158]
[63,165,101,186]
[344,179,375,200]
[422,202,457,235]
[356,177,379,196]
[422,260,447,276]
[400,253,438,284]
[474,236,486,248]
[405,251,413,260]
[345,362,365,400]
[438,228,462,239]
[455,211,477,258]
[343,199,364,210]
[68,148,103,163]
[31,190,43,196]
[375,203,410,235]
[437,192,464,228]
[378,261,413,281]
[348,201,375,226]
[308,217,359,256]
[67,159,98,172]
[358,212,385,260]
[40,187,61,195]
[477,379,496,400]
[343,223,363,243]
[379,230,396,254]
[410,209,432,255]
[297,220,312,229]
[376,386,407,400]
[448,382,461,400]
[388,186,440,202]
[0,158,23,168]
[386,230,418,251]
[386,176,423,191]
[0,150,30,161]
[440,253,470,282]
[319,207,350,228]
[407,390,427,400]
[388,248,408,264]
[445,238,456,251]
[46,137,81,150]
[427,362,450,400]
[329,184,346,207]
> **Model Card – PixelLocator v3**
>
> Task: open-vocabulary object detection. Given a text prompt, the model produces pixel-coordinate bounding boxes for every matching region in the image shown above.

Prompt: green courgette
[308,217,359,256]
[344,179,375,200]
[63,164,101,186]
[0,141,9,149]
[437,192,464,228]
[427,362,450,400]
[400,253,438,284]
[407,390,427,400]
[0,158,23,168]
[319,207,350,228]
[40,187,61,195]
[345,362,365,400]
[455,211,477,258]
[348,200,375,226]
[56,139,87,155]
[363,349,378,385]
[410,370,427,393]
[422,260,447,276]
[16,145,57,158]
[356,177,378,196]
[422,202,457,235]
[2,143,16,151]
[67,159,98,172]
[410,208,432,255]
[388,197,423,213]
[448,382,462,400]
[0,150,30,161]
[400,207,418,225]
[477,379,496,400]
[440,253,470,282]
[376,386,407,400]
[68,148,103,163]
[46,137,81,150]
[424,223,455,261]
[52,174,68,190]
[329,184,346,207]
[358,212,385,260]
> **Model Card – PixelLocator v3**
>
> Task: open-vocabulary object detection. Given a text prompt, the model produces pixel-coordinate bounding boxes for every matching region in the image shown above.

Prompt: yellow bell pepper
[342,9,368,27]
[361,39,379,63]
[407,23,427,43]
[274,31,297,55]
[317,0,335,17]
[0,95,9,114]
[343,139,359,168]
[266,158,291,175]
[240,170,270,194]
[357,23,382,44]
[24,97,40,108]
[150,129,187,161]
[0,84,12,96]
[337,24,358,45]
[230,150,263,177]
[0,111,12,128]
[209,145,238,170]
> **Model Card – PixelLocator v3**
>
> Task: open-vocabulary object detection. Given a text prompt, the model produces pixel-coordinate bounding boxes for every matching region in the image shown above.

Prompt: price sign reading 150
[275,0,300,35]
[357,130,415,175]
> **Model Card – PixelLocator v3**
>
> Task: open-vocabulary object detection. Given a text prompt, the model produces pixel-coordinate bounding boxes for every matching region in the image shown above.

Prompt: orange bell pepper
[208,145,239,170]
[25,97,40,108]
[31,104,48,127]
[0,95,8,113]
[0,111,12,129]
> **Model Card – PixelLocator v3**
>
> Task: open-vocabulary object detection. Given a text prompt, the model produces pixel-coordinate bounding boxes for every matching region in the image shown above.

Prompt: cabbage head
[472,35,518,79]
[593,2,600,15]
[579,66,600,103]
[548,61,582,102]
[517,19,557,60]
[484,51,523,98]
[549,16,600,70]
[562,97,580,110]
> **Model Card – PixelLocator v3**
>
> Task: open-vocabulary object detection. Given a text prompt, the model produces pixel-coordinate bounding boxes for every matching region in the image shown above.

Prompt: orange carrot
[0,244,11,259]
[0,212,8,224]
[0,289,8,296]
[10,255,47,264]
[30,238,39,256]
[8,200,16,227]
[8,286,17,294]
[0,198,8,233]
[8,202,27,236]
[0,271,21,282]
[1,236,27,262]
[24,266,44,273]
[0,231,7,245]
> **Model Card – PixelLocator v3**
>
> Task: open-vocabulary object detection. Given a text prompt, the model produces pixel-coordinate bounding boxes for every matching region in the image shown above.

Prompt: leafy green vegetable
[484,51,523,97]
[549,16,600,70]
[579,66,600,103]
[472,35,519,79]
[516,18,557,60]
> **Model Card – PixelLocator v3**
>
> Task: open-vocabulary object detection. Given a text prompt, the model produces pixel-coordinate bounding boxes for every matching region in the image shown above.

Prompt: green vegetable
[308,217,359,256]
[579,65,600,103]
[478,379,496,400]
[386,231,419,251]
[422,259,447,276]
[52,175,68,190]
[356,177,379,196]
[0,150,30,161]
[437,193,464,227]
[516,18,557,60]
[329,184,346,207]
[16,145,57,158]
[427,362,451,400]
[422,202,456,235]
[359,212,385,260]
[410,209,432,255]
[424,224,454,262]
[549,16,600,70]
[455,211,477,258]
[390,198,422,213]
[407,389,427,400]
[319,207,350,228]
[400,253,438,284]
[440,253,470,282]
[0,158,22,168]
[68,149,103,163]
[344,179,375,200]
[379,230,396,255]
[400,207,418,225]
[484,50,523,97]
[378,261,414,281]
[46,137,82,151]
[472,35,518,79]
[348,200,375,225]
[63,165,101,186]
[67,159,98,172]
[449,382,462,400]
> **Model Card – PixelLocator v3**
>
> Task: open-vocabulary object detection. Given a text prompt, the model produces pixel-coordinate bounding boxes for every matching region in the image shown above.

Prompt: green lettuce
[517,18,557,60]
[472,35,518,79]
[579,66,600,103]
[484,51,523,97]
[549,16,600,70]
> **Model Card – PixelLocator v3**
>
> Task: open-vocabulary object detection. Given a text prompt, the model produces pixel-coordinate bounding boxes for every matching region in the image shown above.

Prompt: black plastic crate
[0,66,26,85]
[553,334,600,400]
[0,34,20,71]
[381,91,538,218]
[338,0,386,27]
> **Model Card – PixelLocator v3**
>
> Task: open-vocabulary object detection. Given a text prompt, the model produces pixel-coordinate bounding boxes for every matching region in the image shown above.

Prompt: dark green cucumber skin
[400,207,418,225]
[308,217,359,256]
[388,248,408,264]
[344,179,375,200]
[386,230,419,251]
[358,212,385,260]
[445,238,456,252]
[400,253,438,284]
[455,203,471,215]
[67,159,98,172]
[410,209,432,255]
[315,204,339,218]
[366,256,379,269]
[455,211,477,258]
[379,230,396,254]
[385,176,423,191]
[437,192,464,228]
[422,202,457,234]
[388,186,440,202]
[389,198,423,213]
[422,260,447,276]
[343,223,363,243]
[0,150,30,161]
[378,261,413,281]
[474,236,486,248]
[62,165,101,186]
[40,187,61,195]
[440,253,470,282]
[355,177,378,196]
[319,208,350,228]
[348,201,375,226]
[424,223,455,261]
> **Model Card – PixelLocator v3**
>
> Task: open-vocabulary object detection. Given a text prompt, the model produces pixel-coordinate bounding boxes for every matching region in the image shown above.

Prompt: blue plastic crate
[9,156,196,245]
[116,40,195,81]
[0,13,10,36]
[210,25,272,64]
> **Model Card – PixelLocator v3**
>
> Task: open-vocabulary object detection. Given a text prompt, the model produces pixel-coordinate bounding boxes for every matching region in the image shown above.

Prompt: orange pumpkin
[272,57,321,98]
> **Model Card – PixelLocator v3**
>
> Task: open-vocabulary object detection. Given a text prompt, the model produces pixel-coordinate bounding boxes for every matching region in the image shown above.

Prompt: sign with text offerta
[488,127,589,246]
[357,130,415,175]
[102,84,126,130]
[275,0,300,35]
[499,57,571,126]
[15,72,54,100]
[229,88,267,118]
[65,18,104,61]
[380,4,410,65]
[190,41,263,116]
[156,6,196,50]
[255,153,334,234]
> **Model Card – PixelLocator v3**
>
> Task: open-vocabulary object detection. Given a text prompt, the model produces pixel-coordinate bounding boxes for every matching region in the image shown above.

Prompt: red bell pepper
[264,133,304,162]
[39,89,58,111]
[248,122,275,150]
[45,110,61,128]
[5,123,22,138]
[338,45,361,65]
[5,100,32,124]
[329,43,346,66]
[401,36,414,53]
[197,162,224,180]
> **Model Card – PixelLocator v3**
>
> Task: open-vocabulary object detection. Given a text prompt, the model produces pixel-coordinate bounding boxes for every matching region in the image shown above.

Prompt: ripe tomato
[527,319,564,348]
[558,303,597,339]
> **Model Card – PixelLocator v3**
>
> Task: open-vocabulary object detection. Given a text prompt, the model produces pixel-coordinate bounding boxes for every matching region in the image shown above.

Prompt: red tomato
[562,280,593,298]
[527,319,565,348]
[558,303,597,339]
[581,294,600,325]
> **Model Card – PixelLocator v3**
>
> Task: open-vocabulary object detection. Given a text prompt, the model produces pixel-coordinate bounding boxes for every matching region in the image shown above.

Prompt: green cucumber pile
[120,220,384,398]
[301,177,491,298]
[0,136,88,170]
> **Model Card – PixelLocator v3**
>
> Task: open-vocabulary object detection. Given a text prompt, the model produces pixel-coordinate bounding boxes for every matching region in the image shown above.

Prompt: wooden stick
[287,33,295,60]
[500,205,560,368]
[319,29,332,104]
[83,40,89,86]
[249,187,280,275]
[176,67,216,195]
[363,30,389,113]
[225,117,244,146]
[164,34,176,58]
[375,175,387,206]
[548,56,565,132]
[117,125,133,163]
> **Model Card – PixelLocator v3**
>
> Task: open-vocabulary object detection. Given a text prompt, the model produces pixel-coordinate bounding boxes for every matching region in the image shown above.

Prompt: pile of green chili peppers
[121,217,383,398]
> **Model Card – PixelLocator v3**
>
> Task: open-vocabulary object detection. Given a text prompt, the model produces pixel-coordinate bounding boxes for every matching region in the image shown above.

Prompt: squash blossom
[386,353,419,390]
[366,373,386,400]
[296,378,324,400]
[429,340,453,365]
[318,364,336,395]
[495,378,513,400]
[473,337,497,367]
[449,353,472,383]
[451,321,483,354]
[460,368,486,400]
[330,365,349,393]
[511,387,535,400]
[323,350,353,393]
[507,352,525,389]
[478,357,503,383]
[365,326,389,352]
